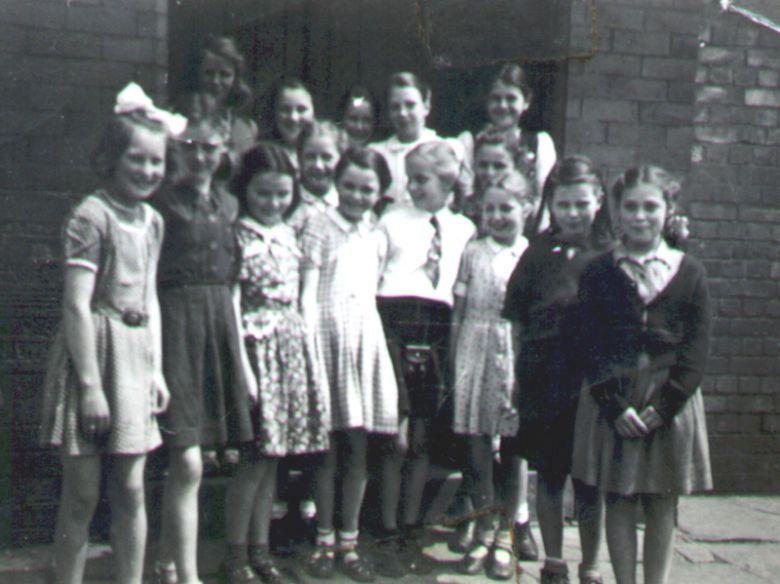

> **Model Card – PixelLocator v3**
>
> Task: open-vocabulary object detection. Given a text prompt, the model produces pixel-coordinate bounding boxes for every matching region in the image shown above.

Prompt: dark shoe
[401,527,435,575]
[373,531,407,578]
[250,546,286,584]
[487,545,517,581]
[306,545,336,579]
[459,543,489,575]
[579,574,604,584]
[337,550,376,583]
[221,563,263,584]
[541,567,571,584]
[450,519,476,553]
[513,521,539,561]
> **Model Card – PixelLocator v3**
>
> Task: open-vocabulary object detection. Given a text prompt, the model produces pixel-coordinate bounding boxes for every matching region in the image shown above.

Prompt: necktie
[424,215,442,287]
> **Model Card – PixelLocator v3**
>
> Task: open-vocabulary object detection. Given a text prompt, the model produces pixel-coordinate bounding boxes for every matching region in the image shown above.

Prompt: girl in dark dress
[502,156,610,584]
[153,114,255,584]
[572,166,712,584]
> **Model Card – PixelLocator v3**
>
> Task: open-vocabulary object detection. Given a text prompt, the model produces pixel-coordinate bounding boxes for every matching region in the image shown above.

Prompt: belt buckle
[121,309,147,327]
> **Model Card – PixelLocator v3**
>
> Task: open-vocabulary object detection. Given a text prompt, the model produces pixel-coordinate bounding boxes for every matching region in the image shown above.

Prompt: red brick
[608,76,667,101]
[136,10,167,40]
[670,34,699,60]
[695,125,738,145]
[753,108,779,128]
[745,88,780,108]
[747,49,780,68]
[585,54,642,76]
[640,102,693,125]
[566,118,606,144]
[582,98,637,122]
[709,413,762,434]
[758,69,780,88]
[102,36,157,63]
[600,5,644,30]
[64,3,137,36]
[612,30,669,56]
[733,68,758,87]
[644,10,703,35]
[696,85,740,104]
[668,81,696,103]
[699,46,744,66]
[763,415,780,432]
[642,57,697,80]
[704,395,728,413]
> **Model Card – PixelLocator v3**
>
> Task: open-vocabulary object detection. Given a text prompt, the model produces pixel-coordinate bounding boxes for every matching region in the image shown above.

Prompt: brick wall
[0,0,168,546]
[689,9,780,492]
[565,0,780,492]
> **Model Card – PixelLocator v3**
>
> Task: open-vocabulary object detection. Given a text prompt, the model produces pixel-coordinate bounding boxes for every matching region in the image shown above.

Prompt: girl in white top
[370,72,468,207]
[459,64,557,233]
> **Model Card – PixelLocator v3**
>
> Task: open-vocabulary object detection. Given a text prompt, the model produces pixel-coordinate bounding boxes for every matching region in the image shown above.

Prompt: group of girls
[39,33,712,584]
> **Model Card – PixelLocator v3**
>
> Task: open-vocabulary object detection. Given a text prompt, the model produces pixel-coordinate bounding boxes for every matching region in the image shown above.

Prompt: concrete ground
[1,496,778,583]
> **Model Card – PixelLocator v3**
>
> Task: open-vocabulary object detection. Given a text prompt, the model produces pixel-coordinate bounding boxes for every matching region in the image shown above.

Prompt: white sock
[514,502,529,524]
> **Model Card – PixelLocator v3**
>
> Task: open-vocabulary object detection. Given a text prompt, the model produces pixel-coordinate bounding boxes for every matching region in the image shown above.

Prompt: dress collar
[327,207,372,235]
[613,239,681,268]
[239,216,289,242]
[300,185,339,209]
[486,235,529,258]
[385,128,439,152]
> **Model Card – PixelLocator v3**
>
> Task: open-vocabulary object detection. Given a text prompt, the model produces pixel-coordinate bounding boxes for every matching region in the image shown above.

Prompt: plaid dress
[301,209,398,434]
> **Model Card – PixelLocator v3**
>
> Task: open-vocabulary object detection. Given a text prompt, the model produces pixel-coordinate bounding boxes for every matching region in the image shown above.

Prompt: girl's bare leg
[606,492,638,584]
[642,494,677,584]
[159,445,202,583]
[54,455,102,584]
[108,454,149,584]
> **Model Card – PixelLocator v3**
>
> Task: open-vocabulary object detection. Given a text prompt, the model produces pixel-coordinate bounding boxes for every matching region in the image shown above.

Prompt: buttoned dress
[301,209,398,434]
[236,217,330,456]
[39,191,164,455]
[572,243,713,495]
[286,186,339,239]
[153,182,254,448]
[501,231,608,480]
[452,237,527,436]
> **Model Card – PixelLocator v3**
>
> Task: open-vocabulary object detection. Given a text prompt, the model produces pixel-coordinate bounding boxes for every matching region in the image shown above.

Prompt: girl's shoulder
[66,191,119,232]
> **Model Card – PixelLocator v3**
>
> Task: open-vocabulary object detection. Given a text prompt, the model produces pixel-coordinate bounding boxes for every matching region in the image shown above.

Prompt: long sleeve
[649,261,711,422]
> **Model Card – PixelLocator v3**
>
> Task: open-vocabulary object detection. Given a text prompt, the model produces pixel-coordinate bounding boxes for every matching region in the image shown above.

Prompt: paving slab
[678,496,780,543]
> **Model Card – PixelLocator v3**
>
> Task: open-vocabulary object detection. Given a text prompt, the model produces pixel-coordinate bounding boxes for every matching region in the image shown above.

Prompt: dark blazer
[577,252,711,424]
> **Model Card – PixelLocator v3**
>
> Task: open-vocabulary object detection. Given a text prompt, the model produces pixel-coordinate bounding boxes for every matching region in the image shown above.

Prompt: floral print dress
[237,217,330,456]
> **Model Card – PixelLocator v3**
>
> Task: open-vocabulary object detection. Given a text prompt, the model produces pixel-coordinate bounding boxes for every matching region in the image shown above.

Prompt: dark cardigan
[577,252,711,424]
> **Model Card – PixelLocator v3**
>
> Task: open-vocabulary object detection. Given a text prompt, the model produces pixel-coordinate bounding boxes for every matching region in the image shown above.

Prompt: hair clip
[114,82,188,137]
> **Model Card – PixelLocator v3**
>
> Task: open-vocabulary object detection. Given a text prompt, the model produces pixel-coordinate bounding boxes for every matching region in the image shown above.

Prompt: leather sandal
[337,547,375,583]
[306,544,336,579]
[460,543,489,575]
[487,543,516,581]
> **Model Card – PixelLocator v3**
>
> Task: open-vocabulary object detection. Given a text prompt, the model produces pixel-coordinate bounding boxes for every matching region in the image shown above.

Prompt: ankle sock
[339,529,359,562]
[514,502,530,525]
[316,527,336,548]
[248,543,270,563]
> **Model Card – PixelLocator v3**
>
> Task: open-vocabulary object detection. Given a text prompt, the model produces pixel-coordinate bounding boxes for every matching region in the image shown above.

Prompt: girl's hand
[80,385,111,440]
[639,405,664,432]
[152,373,170,415]
[396,416,409,451]
[614,407,648,439]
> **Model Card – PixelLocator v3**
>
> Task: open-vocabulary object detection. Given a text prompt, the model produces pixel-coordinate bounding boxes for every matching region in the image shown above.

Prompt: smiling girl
[572,165,712,584]
[222,142,330,584]
[301,147,399,582]
[502,156,611,584]
[266,77,316,171]
[39,83,182,584]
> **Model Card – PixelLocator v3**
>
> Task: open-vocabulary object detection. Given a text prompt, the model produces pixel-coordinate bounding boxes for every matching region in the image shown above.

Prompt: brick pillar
[0,0,168,546]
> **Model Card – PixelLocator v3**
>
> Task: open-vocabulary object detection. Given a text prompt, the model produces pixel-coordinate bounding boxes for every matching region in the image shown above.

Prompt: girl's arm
[647,262,711,423]
[148,282,170,414]
[300,265,320,330]
[535,132,557,196]
[232,284,258,404]
[449,295,466,375]
[62,266,111,438]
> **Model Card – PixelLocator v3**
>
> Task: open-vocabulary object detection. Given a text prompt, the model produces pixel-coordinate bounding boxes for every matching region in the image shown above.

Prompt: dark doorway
[168,0,571,144]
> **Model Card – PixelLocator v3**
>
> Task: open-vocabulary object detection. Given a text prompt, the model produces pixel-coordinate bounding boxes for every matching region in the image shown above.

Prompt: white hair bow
[114,82,188,137]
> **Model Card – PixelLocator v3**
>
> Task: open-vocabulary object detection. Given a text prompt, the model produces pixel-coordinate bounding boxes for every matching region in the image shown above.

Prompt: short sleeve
[453,241,476,297]
[62,198,107,272]
[300,216,327,269]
